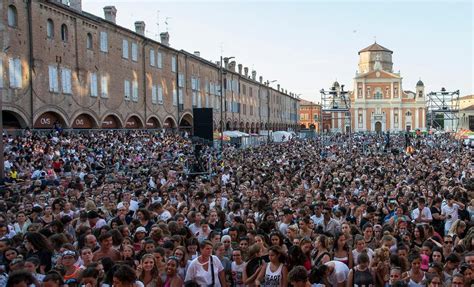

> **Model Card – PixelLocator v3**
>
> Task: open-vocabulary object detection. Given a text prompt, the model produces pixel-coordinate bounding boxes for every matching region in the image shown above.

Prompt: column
[362,81,366,99]
[362,108,367,132]
[415,107,419,129]
[391,82,394,100]
[390,108,394,132]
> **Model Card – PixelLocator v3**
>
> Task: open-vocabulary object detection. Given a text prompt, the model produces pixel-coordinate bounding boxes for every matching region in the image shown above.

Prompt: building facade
[459,95,474,131]
[1,0,299,132]
[299,100,321,131]
[325,43,426,133]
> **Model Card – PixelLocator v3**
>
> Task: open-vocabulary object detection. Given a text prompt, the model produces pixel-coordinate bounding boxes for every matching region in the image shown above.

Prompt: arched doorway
[146,117,161,129]
[164,117,176,129]
[34,111,67,129]
[226,121,231,131]
[125,116,143,129]
[375,121,382,133]
[2,111,27,129]
[179,114,193,133]
[102,114,122,129]
[72,113,98,129]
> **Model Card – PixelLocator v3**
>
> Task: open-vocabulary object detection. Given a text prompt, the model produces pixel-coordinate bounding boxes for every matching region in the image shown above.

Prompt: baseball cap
[135,226,147,234]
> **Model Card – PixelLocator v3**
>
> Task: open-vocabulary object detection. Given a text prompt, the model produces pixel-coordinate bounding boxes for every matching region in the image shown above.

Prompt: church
[329,43,427,133]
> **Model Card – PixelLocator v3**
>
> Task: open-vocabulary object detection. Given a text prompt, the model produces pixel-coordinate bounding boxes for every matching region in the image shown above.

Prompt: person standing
[185,240,227,287]
[441,194,464,235]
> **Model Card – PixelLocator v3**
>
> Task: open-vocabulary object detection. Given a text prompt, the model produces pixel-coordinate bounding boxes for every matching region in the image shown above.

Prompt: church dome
[416,80,424,86]
[333,81,340,88]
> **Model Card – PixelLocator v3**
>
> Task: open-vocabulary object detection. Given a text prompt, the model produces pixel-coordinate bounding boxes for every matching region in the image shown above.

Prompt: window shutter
[100,32,108,52]
[131,43,138,62]
[132,80,138,102]
[157,52,162,68]
[101,76,108,98]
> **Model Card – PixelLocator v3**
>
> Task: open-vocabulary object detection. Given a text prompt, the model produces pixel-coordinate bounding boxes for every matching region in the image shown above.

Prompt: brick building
[298,100,321,131]
[1,0,299,132]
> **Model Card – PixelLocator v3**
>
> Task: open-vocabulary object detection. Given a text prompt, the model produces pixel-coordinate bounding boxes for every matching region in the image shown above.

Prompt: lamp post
[220,56,234,153]
[267,80,277,142]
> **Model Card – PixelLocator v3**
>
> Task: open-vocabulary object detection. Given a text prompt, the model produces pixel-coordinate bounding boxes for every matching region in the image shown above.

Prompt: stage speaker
[193,108,213,142]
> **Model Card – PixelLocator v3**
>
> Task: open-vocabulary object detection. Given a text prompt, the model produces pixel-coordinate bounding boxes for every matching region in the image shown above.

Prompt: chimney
[244,67,249,77]
[70,0,82,11]
[224,57,229,69]
[238,64,243,75]
[252,70,256,81]
[259,76,263,83]
[160,32,170,46]
[216,61,221,67]
[135,21,145,36]
[277,84,280,91]
[229,61,236,72]
[103,6,117,24]
[194,51,200,57]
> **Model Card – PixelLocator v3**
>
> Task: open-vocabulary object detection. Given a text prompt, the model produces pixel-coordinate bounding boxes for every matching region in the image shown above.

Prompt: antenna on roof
[165,17,172,32]
[374,35,377,43]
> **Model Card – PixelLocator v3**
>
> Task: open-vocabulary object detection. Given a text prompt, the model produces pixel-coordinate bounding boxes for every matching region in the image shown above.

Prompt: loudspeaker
[193,108,213,142]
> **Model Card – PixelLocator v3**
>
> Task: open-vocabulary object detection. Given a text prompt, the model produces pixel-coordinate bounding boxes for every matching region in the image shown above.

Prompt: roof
[358,42,393,55]
[460,94,474,100]
[300,99,319,106]
[462,104,474,111]
[416,80,424,86]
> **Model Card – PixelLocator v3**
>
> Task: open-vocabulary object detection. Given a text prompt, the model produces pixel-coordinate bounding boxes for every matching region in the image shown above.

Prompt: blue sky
[82,0,473,102]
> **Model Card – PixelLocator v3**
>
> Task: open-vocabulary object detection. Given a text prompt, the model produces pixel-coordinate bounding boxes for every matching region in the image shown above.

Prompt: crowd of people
[0,129,473,287]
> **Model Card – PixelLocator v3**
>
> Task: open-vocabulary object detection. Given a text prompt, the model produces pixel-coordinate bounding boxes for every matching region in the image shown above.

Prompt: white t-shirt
[158,210,172,222]
[441,203,460,232]
[231,261,245,287]
[326,261,349,285]
[411,207,432,222]
[185,255,224,287]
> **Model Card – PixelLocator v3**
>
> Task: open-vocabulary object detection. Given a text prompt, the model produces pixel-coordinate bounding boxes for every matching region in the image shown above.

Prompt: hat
[61,250,76,257]
[282,208,294,215]
[135,226,147,234]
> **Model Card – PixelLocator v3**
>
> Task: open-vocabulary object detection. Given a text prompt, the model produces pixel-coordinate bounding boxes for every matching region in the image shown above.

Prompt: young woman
[163,257,183,287]
[243,244,263,287]
[332,232,353,269]
[136,253,161,287]
[254,234,269,260]
[312,235,331,267]
[24,232,54,273]
[402,252,426,287]
[230,248,246,287]
[299,237,313,271]
[184,240,226,287]
[411,225,425,251]
[346,253,375,287]
[254,245,288,286]
[171,246,188,280]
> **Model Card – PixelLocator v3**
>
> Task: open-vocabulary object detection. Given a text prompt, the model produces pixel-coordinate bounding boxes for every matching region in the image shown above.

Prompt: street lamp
[267,80,277,142]
[220,56,234,153]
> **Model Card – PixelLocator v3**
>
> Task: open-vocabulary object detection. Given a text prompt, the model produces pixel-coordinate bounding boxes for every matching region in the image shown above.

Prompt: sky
[82,0,473,103]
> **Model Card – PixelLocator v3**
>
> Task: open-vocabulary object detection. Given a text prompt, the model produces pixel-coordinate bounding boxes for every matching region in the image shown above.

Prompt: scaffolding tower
[320,82,352,134]
[427,88,460,132]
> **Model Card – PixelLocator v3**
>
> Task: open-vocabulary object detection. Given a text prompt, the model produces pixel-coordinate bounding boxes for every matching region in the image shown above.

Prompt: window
[171,56,177,72]
[47,19,54,39]
[61,24,68,42]
[394,87,398,96]
[124,80,131,101]
[192,91,197,107]
[101,76,108,98]
[0,60,3,88]
[61,68,72,94]
[406,111,412,116]
[173,88,177,106]
[395,114,399,124]
[149,49,155,66]
[122,39,129,59]
[8,5,17,28]
[158,85,163,104]
[8,58,22,88]
[100,32,108,52]
[418,91,423,97]
[178,74,184,88]
[86,33,93,49]
[132,80,138,102]
[89,73,98,97]
[358,88,362,97]
[151,84,157,104]
[157,52,163,68]
[374,91,382,99]
[131,43,138,62]
[48,65,59,92]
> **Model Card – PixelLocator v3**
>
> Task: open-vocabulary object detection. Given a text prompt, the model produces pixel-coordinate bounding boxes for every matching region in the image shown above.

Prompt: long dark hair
[24,232,53,252]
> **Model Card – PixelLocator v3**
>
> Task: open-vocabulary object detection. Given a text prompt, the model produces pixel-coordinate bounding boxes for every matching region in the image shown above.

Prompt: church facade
[329,43,426,133]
